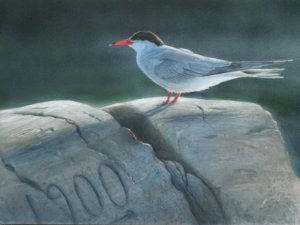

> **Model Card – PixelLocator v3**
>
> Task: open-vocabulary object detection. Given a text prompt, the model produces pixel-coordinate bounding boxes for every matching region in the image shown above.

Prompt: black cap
[130,31,164,46]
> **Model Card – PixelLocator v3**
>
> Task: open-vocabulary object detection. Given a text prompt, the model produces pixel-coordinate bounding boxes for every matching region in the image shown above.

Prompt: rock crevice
[0,98,299,224]
[103,102,227,224]
[103,97,300,224]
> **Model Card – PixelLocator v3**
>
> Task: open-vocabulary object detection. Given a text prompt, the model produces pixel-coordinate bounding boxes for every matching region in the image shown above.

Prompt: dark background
[0,0,299,174]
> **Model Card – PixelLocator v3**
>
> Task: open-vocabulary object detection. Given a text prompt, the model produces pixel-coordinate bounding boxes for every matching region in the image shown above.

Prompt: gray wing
[153,48,231,84]
[153,47,292,84]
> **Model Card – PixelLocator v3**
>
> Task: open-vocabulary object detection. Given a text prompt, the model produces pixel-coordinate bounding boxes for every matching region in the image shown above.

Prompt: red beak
[110,38,133,46]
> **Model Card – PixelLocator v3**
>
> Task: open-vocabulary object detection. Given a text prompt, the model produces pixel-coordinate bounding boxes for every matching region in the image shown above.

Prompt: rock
[0,100,197,224]
[0,98,299,224]
[103,97,300,224]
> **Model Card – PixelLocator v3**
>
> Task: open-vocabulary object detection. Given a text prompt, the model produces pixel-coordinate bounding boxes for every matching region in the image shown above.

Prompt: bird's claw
[159,101,170,106]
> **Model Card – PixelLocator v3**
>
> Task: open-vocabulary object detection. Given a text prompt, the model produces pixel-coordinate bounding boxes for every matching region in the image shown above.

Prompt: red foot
[161,92,172,106]
[171,93,181,103]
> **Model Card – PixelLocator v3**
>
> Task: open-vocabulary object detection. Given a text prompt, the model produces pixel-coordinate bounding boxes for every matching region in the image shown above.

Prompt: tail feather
[229,59,293,79]
[243,68,285,74]
[231,59,293,70]
[209,59,292,76]
[241,68,285,79]
[181,59,292,93]
[246,74,283,79]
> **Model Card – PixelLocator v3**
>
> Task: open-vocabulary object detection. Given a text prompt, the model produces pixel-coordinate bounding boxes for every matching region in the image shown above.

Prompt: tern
[111,31,292,105]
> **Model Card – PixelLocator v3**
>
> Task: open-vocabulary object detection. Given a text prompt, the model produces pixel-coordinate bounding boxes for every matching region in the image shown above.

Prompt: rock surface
[103,97,300,224]
[0,98,299,224]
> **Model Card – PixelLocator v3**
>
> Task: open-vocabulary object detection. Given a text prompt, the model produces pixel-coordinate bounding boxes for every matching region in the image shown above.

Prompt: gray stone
[103,97,300,224]
[0,100,196,224]
[1,98,300,224]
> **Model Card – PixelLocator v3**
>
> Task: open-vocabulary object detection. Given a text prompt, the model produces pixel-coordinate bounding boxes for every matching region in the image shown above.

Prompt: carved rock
[0,101,196,224]
[0,98,300,224]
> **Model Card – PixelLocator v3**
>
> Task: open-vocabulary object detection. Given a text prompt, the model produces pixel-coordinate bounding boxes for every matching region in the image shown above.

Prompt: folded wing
[154,48,230,84]
[154,47,292,84]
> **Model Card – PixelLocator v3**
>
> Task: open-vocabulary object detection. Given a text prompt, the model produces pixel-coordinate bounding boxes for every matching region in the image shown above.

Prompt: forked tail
[232,59,293,78]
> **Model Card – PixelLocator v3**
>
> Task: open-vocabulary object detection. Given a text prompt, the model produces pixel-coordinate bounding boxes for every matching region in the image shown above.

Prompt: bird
[111,31,292,105]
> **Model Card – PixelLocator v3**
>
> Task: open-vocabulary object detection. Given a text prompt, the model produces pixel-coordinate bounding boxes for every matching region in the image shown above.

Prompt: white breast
[130,40,166,87]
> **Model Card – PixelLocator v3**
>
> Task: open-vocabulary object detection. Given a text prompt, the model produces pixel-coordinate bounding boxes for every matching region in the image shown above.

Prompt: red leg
[162,92,172,105]
[171,93,181,103]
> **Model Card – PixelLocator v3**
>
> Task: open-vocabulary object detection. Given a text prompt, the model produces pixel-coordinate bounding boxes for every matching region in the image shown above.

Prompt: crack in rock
[164,160,227,224]
[1,157,44,193]
[13,111,131,178]
[193,103,218,136]
[14,112,90,148]
[0,157,44,223]
[82,111,102,122]
[103,104,228,225]
[14,112,116,161]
